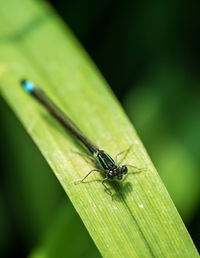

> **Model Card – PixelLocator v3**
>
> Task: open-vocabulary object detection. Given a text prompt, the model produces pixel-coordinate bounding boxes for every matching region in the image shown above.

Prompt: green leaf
[0,0,198,257]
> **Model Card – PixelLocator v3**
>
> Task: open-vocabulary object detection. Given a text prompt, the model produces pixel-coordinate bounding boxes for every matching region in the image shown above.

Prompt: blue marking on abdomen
[22,80,35,92]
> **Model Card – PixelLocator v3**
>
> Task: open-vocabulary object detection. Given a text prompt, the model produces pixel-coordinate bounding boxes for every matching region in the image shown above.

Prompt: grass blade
[0,0,198,257]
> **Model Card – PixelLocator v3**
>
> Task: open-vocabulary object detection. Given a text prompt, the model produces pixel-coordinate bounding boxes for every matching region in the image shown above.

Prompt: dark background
[1,0,199,257]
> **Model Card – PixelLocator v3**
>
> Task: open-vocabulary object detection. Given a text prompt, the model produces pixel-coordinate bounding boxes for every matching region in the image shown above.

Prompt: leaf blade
[0,0,198,257]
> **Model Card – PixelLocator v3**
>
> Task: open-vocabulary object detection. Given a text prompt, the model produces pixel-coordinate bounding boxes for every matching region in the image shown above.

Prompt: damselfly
[21,79,143,198]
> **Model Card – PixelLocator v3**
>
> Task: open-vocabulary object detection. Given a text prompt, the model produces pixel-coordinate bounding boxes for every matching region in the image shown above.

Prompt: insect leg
[124,164,146,171]
[102,178,113,199]
[114,145,133,164]
[73,151,97,163]
[114,149,129,164]
[79,168,106,183]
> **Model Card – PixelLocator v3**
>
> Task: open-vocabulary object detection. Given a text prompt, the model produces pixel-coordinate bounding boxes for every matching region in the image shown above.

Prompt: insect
[21,79,143,198]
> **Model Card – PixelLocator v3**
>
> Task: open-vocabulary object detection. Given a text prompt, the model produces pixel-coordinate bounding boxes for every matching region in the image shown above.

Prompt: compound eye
[107,171,114,179]
[122,166,128,174]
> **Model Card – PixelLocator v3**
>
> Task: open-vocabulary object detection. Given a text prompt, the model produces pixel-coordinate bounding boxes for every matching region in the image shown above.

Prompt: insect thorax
[95,150,116,170]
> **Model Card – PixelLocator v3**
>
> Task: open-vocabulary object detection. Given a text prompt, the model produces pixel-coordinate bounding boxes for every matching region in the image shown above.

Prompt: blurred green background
[0,0,199,257]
